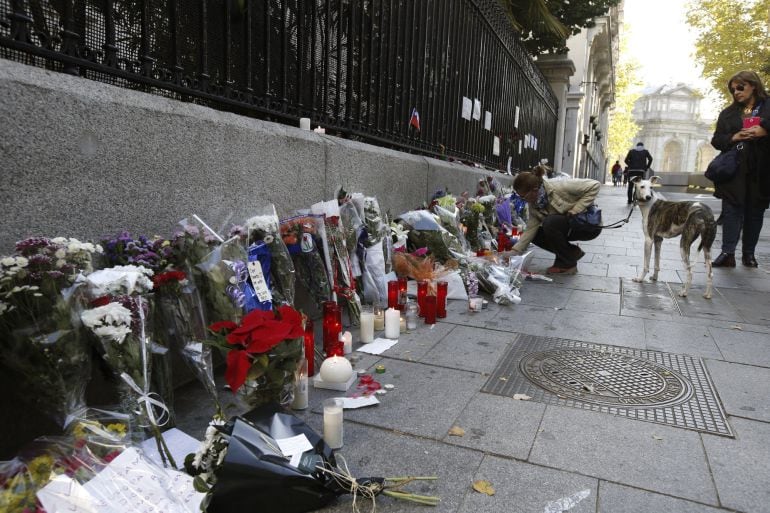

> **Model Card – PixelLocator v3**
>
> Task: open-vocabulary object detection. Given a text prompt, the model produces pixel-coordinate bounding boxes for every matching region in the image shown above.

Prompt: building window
[662,140,684,172]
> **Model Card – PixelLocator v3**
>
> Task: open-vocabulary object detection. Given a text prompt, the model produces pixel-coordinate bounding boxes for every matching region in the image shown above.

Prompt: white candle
[384,308,400,339]
[323,398,344,449]
[319,355,353,383]
[359,312,374,343]
[374,310,385,331]
[314,126,326,134]
[340,331,353,354]
[299,117,311,130]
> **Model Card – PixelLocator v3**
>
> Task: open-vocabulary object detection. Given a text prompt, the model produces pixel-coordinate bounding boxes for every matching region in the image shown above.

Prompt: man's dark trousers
[627,169,645,202]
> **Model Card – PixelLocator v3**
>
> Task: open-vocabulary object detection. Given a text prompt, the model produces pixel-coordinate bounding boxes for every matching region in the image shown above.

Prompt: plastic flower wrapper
[207,305,304,409]
[280,214,332,310]
[396,210,467,262]
[432,195,471,255]
[186,404,439,513]
[311,200,362,325]
[0,237,102,428]
[195,235,248,325]
[466,251,533,305]
[460,200,487,251]
[353,194,391,304]
[245,205,296,308]
[392,252,458,296]
[338,189,364,280]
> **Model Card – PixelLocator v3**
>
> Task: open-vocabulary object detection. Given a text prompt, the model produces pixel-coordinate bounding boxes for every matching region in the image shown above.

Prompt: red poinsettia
[216,306,305,392]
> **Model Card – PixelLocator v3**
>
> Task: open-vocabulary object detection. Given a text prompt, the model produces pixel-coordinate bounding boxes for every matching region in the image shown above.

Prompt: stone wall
[0,58,511,252]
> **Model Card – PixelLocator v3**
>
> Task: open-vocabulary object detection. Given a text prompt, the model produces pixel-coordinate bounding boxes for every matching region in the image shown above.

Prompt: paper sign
[141,428,201,468]
[276,434,314,457]
[461,97,472,120]
[493,136,500,156]
[507,156,512,174]
[514,106,520,128]
[340,396,380,409]
[355,337,398,355]
[247,260,272,302]
[518,140,522,154]
[473,99,482,120]
[533,136,538,151]
[38,475,97,513]
[484,111,492,130]
[524,134,530,149]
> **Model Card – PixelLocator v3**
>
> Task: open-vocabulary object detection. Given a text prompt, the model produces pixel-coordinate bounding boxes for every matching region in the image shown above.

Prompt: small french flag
[409,107,421,132]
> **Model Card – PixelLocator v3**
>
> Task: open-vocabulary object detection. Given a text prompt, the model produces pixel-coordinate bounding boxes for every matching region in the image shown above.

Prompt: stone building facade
[632,84,716,174]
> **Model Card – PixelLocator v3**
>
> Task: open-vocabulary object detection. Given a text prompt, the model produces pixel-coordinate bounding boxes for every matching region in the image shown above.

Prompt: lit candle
[384,308,400,339]
[398,276,408,309]
[373,303,385,331]
[299,117,311,130]
[323,398,344,449]
[359,310,374,343]
[436,281,448,319]
[417,280,428,317]
[340,331,353,354]
[319,355,353,383]
[423,295,437,325]
[387,280,399,310]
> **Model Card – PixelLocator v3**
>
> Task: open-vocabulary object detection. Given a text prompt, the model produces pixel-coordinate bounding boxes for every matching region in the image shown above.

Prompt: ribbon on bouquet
[226,260,249,307]
[120,372,171,428]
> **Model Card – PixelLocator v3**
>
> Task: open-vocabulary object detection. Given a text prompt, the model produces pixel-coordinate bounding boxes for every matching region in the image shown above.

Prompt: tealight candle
[384,307,400,339]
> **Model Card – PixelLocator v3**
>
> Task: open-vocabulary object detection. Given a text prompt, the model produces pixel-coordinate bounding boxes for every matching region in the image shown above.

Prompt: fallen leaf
[513,394,531,401]
[448,426,465,437]
[499,377,508,382]
[731,325,743,331]
[472,480,495,496]
[652,435,663,441]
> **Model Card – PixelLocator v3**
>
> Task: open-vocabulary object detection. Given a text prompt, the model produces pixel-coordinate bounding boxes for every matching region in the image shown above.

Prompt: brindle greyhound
[631,176,716,299]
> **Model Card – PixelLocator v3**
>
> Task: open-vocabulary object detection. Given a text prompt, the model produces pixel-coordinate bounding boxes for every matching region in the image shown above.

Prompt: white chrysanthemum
[1,257,15,267]
[51,237,68,244]
[55,248,67,259]
[86,265,154,296]
[245,214,279,234]
[56,259,66,268]
[93,325,132,344]
[81,303,133,335]
[14,257,28,267]
[95,244,104,254]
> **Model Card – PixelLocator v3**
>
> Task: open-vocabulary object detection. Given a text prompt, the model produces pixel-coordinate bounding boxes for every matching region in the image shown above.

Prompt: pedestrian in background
[624,142,653,203]
[611,160,622,187]
[710,70,770,268]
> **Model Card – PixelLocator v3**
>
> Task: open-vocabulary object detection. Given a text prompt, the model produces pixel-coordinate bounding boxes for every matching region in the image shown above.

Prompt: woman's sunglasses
[730,84,747,94]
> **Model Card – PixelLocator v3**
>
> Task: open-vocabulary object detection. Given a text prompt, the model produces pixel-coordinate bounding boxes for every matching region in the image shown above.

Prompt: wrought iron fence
[1,0,557,171]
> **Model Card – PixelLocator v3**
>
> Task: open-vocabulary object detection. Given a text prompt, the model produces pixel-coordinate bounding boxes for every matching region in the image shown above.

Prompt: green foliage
[685,0,770,102]
[608,38,643,169]
[504,0,621,54]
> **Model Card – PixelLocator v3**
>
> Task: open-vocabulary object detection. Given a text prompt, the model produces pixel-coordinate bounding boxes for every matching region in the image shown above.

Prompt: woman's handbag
[568,204,602,234]
[705,143,742,184]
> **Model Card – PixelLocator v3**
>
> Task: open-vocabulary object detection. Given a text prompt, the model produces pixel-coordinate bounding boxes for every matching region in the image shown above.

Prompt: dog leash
[597,202,635,229]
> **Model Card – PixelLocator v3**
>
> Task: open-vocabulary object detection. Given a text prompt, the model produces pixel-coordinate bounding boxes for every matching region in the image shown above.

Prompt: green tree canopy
[608,38,642,171]
[503,0,621,55]
[686,0,770,102]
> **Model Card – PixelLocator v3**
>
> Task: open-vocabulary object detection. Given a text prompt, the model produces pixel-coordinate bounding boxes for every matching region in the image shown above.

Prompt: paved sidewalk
[177,184,770,513]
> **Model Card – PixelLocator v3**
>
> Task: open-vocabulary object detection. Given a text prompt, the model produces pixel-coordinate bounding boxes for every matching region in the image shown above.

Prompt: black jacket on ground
[624,148,653,171]
[711,101,770,209]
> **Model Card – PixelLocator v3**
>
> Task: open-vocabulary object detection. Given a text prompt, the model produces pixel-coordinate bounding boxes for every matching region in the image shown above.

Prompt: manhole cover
[483,335,732,437]
[519,349,692,407]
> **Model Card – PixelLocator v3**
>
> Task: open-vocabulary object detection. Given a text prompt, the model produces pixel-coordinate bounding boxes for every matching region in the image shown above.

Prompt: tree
[607,39,643,171]
[686,0,770,102]
[503,0,621,55]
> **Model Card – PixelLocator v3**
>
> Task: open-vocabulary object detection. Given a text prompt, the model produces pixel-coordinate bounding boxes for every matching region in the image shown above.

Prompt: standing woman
[711,70,770,268]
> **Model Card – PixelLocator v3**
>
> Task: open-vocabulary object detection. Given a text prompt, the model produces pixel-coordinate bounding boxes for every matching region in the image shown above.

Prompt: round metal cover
[519,349,693,407]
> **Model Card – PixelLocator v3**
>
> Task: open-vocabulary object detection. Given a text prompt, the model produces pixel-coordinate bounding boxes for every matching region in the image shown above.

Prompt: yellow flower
[107,422,127,436]
[27,454,54,480]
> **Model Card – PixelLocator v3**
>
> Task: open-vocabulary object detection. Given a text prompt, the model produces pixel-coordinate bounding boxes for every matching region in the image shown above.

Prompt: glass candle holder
[436,281,448,318]
[373,301,385,331]
[387,280,399,310]
[359,305,374,343]
[304,318,315,376]
[423,295,437,325]
[322,301,342,357]
[398,276,408,309]
[405,301,419,331]
[417,280,428,317]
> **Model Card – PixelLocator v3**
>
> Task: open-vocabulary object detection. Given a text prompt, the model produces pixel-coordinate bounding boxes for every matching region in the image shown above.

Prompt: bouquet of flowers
[80,265,177,467]
[207,305,305,409]
[186,405,439,513]
[460,200,487,251]
[354,194,391,304]
[244,205,296,308]
[431,193,471,255]
[0,237,102,428]
[279,215,331,310]
[396,210,467,263]
[338,188,364,281]
[465,252,532,305]
[196,233,248,325]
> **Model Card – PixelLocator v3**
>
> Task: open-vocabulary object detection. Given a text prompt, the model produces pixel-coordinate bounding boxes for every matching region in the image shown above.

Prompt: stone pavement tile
[485,304,557,338]
[546,309,647,349]
[443,392,545,459]
[529,406,718,504]
[620,279,678,322]
[624,247,643,257]
[593,245,629,255]
[702,417,770,513]
[644,319,724,359]
[379,322,455,361]
[457,455,598,513]
[709,326,770,367]
[517,281,574,309]
[315,424,484,513]
[544,274,620,293]
[704,359,770,422]
[687,269,770,292]
[420,325,515,374]
[444,298,499,328]
[716,288,770,325]
[335,359,485,439]
[671,286,742,322]
[597,482,728,513]
[607,264,639,279]
[573,261,609,277]
[564,289,620,315]
[588,253,630,265]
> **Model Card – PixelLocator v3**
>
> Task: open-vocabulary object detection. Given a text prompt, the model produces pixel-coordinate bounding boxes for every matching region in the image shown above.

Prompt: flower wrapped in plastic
[0,237,102,428]
[459,200,488,251]
[196,234,248,325]
[208,305,305,409]
[244,205,296,308]
[186,404,439,513]
[465,251,533,305]
[338,188,365,281]
[353,194,392,305]
[396,210,467,263]
[431,193,471,255]
[279,214,332,310]
[80,265,177,467]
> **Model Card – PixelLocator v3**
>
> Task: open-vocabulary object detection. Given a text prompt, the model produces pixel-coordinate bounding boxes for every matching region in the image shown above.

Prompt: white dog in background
[631,176,717,299]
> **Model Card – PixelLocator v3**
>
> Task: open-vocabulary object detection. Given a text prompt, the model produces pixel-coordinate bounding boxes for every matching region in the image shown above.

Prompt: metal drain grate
[482,334,733,437]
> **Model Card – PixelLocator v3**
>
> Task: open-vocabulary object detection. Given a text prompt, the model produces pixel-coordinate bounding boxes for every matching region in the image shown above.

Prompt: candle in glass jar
[400,315,406,333]
[359,308,374,343]
[423,295,437,325]
[417,281,428,317]
[339,331,353,354]
[384,308,400,339]
[436,281,448,318]
[323,398,344,449]
[405,301,419,331]
[398,277,408,309]
[303,318,315,376]
[387,280,399,310]
[322,301,342,357]
[373,303,385,331]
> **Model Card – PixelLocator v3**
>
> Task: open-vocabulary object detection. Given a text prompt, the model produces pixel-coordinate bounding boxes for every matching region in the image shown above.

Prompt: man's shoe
[712,253,736,267]
[570,246,585,261]
[742,254,758,267]
[547,265,577,275]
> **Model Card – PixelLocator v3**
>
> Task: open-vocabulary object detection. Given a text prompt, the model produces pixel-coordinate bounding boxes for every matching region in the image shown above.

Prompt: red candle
[322,301,342,357]
[397,277,408,309]
[436,281,448,318]
[304,318,315,376]
[417,280,428,317]
[387,280,399,310]
[423,295,437,325]
[497,230,509,252]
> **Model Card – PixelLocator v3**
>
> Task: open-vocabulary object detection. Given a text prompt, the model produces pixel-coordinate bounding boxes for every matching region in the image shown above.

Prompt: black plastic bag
[206,404,344,513]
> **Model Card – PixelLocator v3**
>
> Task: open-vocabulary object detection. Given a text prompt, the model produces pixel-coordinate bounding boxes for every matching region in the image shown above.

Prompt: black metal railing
[1,0,557,170]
